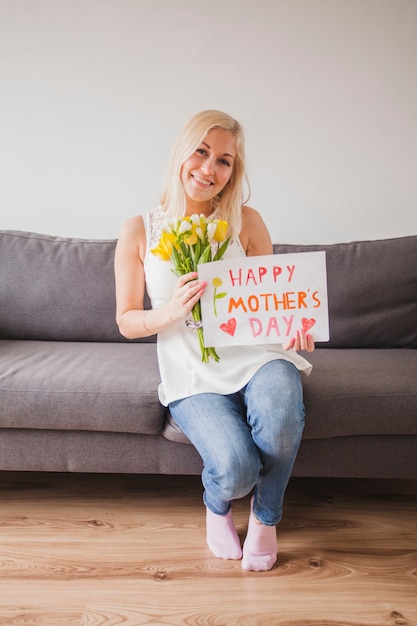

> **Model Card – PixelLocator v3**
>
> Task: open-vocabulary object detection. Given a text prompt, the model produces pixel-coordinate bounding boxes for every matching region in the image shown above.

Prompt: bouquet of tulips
[151,213,230,362]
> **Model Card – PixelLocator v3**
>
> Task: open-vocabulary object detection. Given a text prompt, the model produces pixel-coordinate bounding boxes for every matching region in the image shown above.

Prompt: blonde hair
[160,110,250,237]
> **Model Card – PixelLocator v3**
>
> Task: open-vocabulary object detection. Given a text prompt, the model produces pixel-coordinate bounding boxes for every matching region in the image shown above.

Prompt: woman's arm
[114,216,150,338]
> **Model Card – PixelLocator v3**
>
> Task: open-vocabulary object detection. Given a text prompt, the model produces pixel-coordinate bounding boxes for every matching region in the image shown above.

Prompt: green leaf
[179,241,189,258]
[171,245,181,268]
[199,244,212,264]
[189,244,196,267]
[194,239,201,262]
[213,236,231,261]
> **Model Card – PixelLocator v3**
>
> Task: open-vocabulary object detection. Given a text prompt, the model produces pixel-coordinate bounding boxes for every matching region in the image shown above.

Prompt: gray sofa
[1,230,416,479]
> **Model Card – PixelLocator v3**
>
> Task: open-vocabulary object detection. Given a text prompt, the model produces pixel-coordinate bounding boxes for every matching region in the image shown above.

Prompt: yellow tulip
[150,231,175,261]
[213,219,228,242]
[185,229,198,245]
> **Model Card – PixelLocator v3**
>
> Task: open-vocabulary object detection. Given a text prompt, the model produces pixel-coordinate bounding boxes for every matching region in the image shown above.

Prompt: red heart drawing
[220,318,237,336]
[302,318,316,333]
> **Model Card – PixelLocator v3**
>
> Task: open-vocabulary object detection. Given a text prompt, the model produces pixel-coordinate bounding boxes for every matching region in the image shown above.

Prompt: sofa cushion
[274,235,417,348]
[300,348,417,438]
[0,340,165,435]
[163,348,417,443]
[0,230,153,343]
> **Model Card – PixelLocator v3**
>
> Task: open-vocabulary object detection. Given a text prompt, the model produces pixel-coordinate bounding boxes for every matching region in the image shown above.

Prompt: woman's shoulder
[120,207,166,237]
[239,205,273,256]
[122,208,171,255]
[241,204,265,225]
[116,214,147,262]
[119,214,145,236]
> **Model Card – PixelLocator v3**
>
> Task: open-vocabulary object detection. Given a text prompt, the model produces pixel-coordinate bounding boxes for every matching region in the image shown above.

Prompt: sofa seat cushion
[163,348,417,443]
[301,349,417,438]
[0,340,165,435]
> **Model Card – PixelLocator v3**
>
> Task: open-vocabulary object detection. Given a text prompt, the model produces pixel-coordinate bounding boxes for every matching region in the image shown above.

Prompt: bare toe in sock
[206,508,242,560]
[242,498,277,571]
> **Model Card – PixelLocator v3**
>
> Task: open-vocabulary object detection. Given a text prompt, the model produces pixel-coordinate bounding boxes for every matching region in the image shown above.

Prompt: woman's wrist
[142,310,153,335]
[142,303,180,337]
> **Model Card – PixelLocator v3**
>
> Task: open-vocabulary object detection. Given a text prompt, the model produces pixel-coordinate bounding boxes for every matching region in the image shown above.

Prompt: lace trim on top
[147,207,169,251]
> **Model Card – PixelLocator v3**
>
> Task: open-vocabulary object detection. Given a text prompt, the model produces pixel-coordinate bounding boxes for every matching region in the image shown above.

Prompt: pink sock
[242,498,277,571]
[206,507,242,560]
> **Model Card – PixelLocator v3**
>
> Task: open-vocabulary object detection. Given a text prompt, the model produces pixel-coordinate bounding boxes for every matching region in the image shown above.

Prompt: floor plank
[0,473,416,626]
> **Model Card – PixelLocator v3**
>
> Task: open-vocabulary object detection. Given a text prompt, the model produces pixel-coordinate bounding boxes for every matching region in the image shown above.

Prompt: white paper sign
[198,251,329,347]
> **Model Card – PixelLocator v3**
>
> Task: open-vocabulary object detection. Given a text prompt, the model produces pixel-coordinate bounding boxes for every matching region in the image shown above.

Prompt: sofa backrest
[1,230,416,347]
[0,230,153,343]
[275,235,417,348]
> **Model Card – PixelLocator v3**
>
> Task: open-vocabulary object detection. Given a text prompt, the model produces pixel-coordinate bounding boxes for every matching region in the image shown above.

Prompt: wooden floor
[0,472,416,626]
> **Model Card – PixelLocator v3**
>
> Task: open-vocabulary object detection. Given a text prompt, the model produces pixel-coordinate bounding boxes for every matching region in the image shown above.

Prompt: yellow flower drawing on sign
[212,277,227,317]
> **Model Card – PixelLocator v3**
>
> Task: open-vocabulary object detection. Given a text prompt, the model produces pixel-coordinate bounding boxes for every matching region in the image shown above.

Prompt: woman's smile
[191,173,214,187]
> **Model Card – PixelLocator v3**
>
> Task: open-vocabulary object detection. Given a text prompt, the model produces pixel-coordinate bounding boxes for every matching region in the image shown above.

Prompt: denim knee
[203,443,261,505]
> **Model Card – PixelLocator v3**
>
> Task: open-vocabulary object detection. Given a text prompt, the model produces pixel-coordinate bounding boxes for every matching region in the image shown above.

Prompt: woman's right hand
[167,272,207,321]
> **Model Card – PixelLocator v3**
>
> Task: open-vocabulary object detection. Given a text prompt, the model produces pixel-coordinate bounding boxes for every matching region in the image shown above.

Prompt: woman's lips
[192,174,213,187]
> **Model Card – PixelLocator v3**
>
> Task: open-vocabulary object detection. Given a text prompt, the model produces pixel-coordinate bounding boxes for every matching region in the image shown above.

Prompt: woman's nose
[201,157,215,175]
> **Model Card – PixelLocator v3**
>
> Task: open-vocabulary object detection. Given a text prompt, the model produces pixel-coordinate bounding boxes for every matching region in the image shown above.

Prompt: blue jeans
[169,359,305,526]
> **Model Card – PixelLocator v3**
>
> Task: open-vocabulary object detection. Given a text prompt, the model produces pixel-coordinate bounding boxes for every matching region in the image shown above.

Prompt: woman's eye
[195,149,231,167]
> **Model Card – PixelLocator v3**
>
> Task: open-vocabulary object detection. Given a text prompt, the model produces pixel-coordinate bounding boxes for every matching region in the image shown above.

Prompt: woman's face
[180,128,236,213]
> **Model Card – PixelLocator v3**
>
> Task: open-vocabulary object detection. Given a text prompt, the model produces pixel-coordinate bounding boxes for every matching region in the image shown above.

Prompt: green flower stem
[191,303,220,363]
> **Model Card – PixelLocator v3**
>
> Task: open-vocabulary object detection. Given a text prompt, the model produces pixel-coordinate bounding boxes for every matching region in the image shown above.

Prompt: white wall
[1,0,416,243]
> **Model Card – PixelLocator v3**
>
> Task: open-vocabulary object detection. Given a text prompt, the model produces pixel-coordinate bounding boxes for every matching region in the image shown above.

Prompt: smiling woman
[114,109,314,572]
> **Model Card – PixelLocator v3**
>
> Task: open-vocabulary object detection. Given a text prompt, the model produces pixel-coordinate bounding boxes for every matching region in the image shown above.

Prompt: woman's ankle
[206,507,242,560]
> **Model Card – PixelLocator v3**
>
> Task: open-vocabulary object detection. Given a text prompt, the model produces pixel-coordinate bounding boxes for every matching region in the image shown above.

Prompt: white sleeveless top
[144,208,312,407]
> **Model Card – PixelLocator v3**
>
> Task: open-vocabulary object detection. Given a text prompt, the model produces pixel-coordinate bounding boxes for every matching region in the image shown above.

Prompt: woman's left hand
[283,330,315,353]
